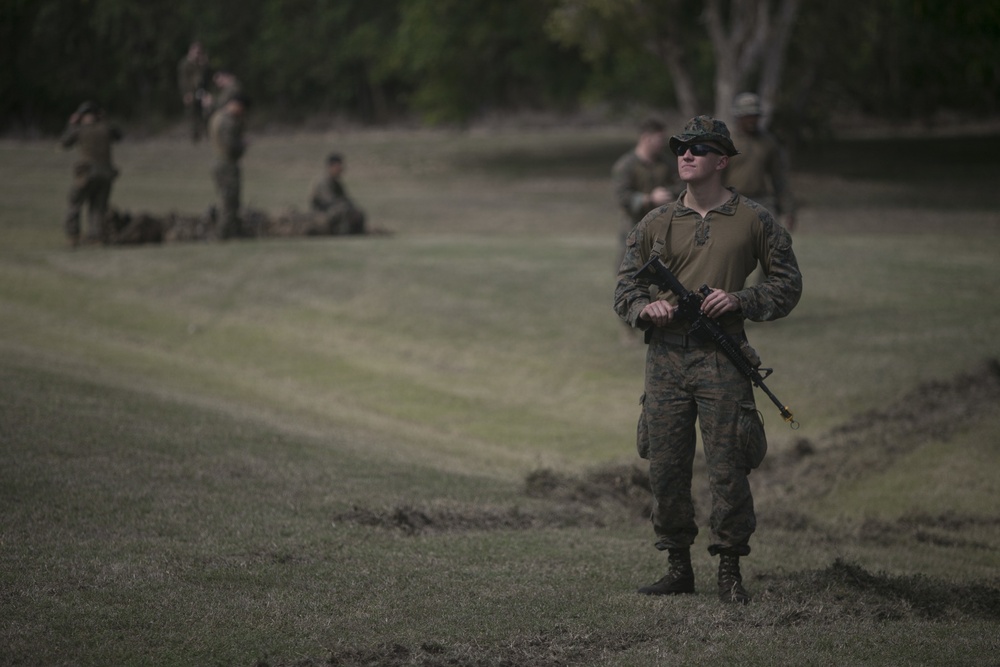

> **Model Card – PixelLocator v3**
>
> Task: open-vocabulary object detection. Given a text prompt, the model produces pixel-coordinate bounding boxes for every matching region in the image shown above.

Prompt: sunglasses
[675,143,724,157]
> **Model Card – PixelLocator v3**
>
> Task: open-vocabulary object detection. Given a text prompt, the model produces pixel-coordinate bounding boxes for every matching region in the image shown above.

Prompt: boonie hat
[732,92,762,117]
[669,115,739,157]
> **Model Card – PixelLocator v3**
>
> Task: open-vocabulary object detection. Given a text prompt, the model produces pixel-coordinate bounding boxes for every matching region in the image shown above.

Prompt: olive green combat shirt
[60,121,122,178]
[611,151,679,236]
[724,130,794,217]
[177,57,209,98]
[209,109,245,164]
[615,189,801,337]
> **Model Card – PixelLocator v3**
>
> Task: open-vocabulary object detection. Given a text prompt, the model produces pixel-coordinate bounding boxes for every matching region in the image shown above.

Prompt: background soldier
[208,93,249,239]
[177,42,210,143]
[611,117,680,343]
[203,70,243,116]
[310,153,366,235]
[724,92,796,232]
[59,101,123,246]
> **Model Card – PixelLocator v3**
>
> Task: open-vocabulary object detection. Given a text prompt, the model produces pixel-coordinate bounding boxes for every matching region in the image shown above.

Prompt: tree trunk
[757,0,801,127]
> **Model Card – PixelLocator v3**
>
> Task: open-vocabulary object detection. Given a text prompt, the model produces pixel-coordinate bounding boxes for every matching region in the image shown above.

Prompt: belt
[658,332,714,348]
[657,330,747,348]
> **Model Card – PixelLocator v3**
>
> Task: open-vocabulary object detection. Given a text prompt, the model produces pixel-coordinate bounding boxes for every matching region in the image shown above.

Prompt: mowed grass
[2,126,1000,666]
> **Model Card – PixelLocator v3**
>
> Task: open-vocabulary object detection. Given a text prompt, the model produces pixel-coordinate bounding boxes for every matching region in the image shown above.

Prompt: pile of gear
[103,207,385,246]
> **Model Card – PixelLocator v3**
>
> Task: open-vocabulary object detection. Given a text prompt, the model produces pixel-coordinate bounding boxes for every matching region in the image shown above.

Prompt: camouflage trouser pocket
[636,393,650,460]
[738,400,767,469]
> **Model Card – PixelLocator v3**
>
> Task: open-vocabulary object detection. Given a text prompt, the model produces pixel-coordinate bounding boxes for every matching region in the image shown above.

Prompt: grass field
[2,123,1000,666]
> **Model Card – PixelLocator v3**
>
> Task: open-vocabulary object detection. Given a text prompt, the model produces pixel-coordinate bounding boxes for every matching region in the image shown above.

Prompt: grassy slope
[2,128,999,666]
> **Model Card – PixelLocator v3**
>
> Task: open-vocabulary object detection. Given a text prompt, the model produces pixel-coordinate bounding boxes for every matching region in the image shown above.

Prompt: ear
[715,155,729,171]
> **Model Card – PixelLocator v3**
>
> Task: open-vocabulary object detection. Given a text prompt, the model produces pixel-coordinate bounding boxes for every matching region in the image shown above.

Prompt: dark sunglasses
[675,143,724,157]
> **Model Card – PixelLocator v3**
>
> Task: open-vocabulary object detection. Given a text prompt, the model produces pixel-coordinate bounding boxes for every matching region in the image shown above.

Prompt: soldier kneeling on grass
[310,153,366,235]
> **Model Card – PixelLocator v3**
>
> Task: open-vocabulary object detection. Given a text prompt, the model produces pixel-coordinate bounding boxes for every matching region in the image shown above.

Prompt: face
[675,142,728,183]
[328,161,344,178]
[642,131,666,155]
[738,114,760,133]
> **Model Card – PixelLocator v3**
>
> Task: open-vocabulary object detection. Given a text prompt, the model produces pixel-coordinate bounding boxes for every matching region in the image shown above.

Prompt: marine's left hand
[701,289,740,319]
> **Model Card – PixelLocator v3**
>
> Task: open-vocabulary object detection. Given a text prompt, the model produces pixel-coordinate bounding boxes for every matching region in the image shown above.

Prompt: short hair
[639,117,666,135]
[326,153,343,165]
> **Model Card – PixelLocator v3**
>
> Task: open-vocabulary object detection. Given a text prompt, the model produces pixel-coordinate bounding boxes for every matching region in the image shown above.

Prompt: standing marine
[614,116,802,604]
[611,117,680,343]
[177,42,211,143]
[724,93,796,232]
[208,93,249,239]
[59,101,123,246]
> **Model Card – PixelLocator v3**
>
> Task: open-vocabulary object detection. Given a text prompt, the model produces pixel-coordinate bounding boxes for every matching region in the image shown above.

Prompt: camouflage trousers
[213,161,242,239]
[323,202,366,235]
[638,331,763,556]
[65,165,114,242]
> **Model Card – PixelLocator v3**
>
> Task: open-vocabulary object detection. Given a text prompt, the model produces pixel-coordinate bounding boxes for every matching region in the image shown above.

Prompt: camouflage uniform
[60,104,123,244]
[310,173,366,235]
[611,149,679,257]
[614,186,801,557]
[724,93,795,222]
[208,103,246,239]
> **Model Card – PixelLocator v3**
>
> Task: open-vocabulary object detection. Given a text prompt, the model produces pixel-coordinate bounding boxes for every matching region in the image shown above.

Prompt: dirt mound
[331,464,652,535]
[757,559,1000,623]
[756,358,1000,504]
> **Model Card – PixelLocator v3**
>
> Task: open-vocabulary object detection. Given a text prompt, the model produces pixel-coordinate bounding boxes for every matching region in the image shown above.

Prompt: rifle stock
[633,256,798,428]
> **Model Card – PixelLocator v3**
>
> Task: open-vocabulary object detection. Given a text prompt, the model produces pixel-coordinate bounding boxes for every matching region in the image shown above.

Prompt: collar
[674,187,740,217]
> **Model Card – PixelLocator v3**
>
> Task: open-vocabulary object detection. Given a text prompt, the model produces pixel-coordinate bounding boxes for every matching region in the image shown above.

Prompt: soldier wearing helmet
[725,93,796,233]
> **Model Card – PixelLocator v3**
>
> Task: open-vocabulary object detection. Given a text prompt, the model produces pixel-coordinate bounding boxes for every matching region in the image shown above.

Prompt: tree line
[2,0,997,135]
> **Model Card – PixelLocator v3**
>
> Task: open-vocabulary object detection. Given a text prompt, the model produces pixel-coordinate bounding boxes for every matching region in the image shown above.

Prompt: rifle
[633,256,799,428]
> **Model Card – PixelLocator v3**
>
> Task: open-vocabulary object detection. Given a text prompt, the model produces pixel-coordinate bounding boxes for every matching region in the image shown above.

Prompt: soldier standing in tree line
[59,101,123,246]
[208,93,249,239]
[177,41,211,143]
[611,117,681,344]
[615,115,802,604]
[310,153,366,235]
[725,92,796,233]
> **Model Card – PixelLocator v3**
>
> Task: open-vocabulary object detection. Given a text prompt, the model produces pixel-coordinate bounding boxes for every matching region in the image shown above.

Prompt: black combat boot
[638,548,695,595]
[717,553,750,604]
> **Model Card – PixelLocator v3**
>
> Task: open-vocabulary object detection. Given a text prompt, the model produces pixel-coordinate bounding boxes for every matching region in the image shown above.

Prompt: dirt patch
[757,559,1000,623]
[331,465,652,535]
[755,358,1000,505]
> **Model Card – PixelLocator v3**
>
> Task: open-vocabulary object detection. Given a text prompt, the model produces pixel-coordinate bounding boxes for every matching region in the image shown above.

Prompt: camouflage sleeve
[611,156,646,220]
[59,125,79,149]
[614,218,654,329]
[734,206,802,321]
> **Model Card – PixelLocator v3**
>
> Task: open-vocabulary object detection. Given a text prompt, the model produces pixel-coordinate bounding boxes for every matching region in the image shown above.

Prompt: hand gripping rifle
[634,256,799,428]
